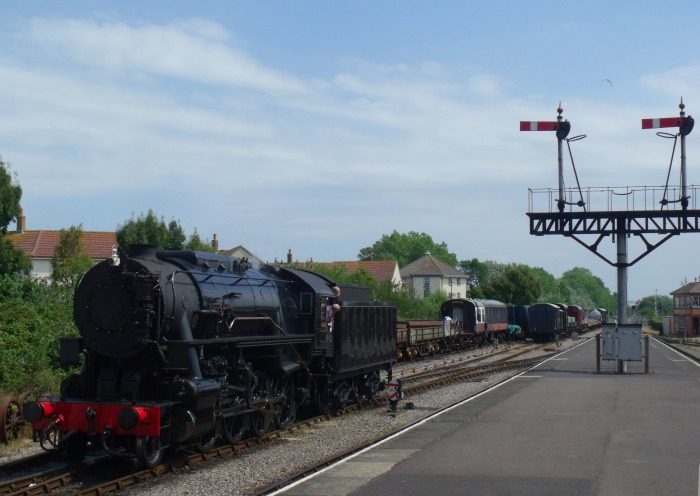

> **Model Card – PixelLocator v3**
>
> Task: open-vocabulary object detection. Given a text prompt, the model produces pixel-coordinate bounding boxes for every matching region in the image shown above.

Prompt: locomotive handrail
[166,335,314,345]
[171,269,289,286]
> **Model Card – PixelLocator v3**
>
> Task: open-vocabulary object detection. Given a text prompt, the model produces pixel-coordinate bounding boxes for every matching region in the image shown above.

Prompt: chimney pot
[16,208,25,233]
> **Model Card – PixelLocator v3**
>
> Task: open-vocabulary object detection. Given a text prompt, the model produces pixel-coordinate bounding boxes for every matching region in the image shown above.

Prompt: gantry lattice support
[527,209,700,267]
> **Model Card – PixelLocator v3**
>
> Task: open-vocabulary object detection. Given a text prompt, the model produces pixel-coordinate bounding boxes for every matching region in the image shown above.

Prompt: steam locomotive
[23,246,396,467]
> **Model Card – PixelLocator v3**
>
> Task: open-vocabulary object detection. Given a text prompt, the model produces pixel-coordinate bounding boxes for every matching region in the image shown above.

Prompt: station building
[670,281,700,337]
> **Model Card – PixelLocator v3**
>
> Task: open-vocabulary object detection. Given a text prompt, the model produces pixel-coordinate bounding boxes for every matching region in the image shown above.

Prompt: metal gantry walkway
[527,185,700,268]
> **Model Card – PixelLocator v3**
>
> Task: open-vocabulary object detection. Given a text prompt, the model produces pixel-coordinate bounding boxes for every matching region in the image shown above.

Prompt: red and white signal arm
[520,120,571,139]
[519,121,558,131]
[641,117,682,129]
[642,116,694,136]
[388,380,400,402]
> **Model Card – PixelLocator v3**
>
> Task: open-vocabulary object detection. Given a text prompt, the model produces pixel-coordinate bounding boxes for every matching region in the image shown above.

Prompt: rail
[528,185,700,213]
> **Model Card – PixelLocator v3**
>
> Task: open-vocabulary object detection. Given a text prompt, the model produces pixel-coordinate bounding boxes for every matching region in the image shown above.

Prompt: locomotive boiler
[24,246,396,467]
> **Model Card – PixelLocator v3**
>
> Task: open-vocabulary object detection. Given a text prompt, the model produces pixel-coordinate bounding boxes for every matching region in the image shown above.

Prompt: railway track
[0,416,330,495]
[657,336,700,363]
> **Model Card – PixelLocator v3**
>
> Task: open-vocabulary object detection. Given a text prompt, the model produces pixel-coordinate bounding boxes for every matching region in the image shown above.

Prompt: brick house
[6,211,117,280]
[399,252,466,299]
[670,282,700,337]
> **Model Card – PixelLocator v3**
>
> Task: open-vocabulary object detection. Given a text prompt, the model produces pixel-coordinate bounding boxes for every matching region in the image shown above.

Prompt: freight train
[508,303,604,342]
[396,298,524,360]
[23,246,396,467]
[396,298,601,360]
[404,299,602,354]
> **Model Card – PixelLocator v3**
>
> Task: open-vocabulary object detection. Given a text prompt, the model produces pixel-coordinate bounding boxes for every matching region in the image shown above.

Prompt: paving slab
[280,338,700,496]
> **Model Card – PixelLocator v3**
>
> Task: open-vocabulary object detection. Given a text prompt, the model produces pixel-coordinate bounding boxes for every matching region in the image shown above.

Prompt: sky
[2,0,700,302]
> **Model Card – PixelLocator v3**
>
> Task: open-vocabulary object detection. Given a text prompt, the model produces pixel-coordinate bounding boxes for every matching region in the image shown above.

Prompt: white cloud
[639,65,700,100]
[23,17,306,93]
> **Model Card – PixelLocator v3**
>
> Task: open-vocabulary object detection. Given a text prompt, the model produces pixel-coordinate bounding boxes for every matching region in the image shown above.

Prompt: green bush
[0,275,78,397]
[647,316,663,333]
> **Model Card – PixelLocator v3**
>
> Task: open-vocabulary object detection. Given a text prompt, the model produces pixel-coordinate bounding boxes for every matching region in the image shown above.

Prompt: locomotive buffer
[522,100,697,372]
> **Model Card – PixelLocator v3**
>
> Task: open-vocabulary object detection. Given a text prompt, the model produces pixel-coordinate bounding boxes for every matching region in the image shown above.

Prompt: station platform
[278,338,700,496]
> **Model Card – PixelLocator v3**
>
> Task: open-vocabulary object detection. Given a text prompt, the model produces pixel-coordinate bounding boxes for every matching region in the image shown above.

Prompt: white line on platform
[655,339,700,367]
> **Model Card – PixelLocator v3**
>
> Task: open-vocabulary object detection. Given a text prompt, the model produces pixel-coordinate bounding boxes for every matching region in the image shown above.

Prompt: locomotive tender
[24,246,396,467]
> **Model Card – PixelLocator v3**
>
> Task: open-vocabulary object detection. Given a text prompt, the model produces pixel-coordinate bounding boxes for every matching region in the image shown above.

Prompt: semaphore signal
[642,98,695,209]
[520,103,576,212]
[641,98,694,136]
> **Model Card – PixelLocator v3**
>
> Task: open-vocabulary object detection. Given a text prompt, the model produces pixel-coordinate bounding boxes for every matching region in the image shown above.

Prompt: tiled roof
[671,282,700,295]
[312,260,399,283]
[7,230,117,259]
[399,254,463,278]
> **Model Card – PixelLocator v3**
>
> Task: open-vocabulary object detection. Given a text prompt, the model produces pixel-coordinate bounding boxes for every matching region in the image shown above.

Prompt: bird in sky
[603,79,613,87]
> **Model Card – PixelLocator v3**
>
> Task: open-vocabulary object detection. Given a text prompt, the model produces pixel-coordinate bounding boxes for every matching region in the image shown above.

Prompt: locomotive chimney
[212,233,219,252]
[16,208,25,233]
[287,249,292,264]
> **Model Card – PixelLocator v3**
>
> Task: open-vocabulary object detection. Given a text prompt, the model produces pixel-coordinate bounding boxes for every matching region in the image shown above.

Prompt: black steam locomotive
[24,246,396,467]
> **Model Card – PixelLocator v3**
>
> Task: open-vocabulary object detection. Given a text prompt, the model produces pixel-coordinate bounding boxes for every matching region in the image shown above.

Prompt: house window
[694,296,700,308]
[423,277,430,298]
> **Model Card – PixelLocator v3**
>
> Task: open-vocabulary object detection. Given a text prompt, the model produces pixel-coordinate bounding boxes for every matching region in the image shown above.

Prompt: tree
[634,294,672,332]
[167,220,186,249]
[559,267,615,311]
[185,228,214,251]
[0,157,31,276]
[458,258,490,289]
[482,265,541,304]
[529,267,564,302]
[0,157,22,235]
[358,231,457,267]
[116,210,213,253]
[0,275,78,395]
[51,225,94,288]
[0,236,31,276]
